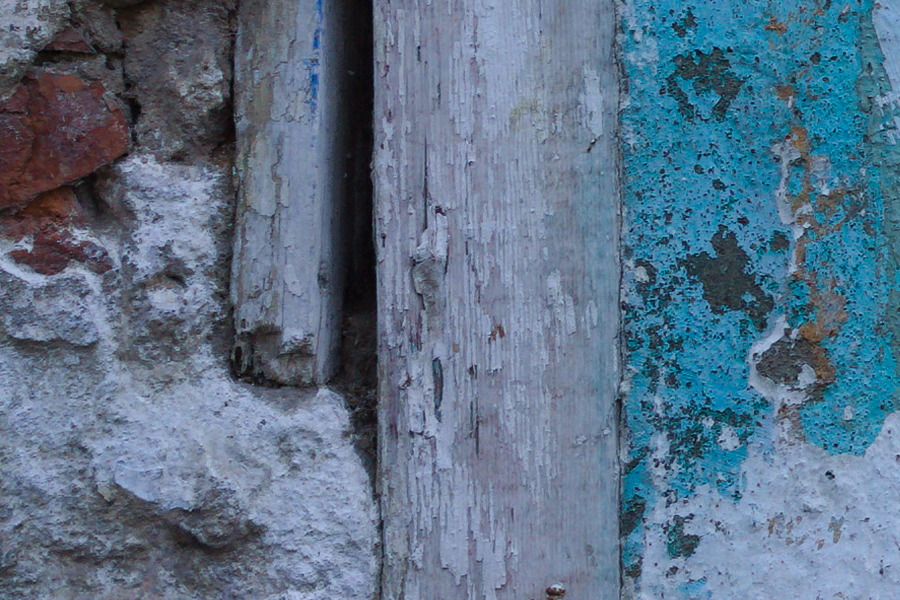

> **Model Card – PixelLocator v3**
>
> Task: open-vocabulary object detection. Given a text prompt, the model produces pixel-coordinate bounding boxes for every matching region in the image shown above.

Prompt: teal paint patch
[678,578,712,600]
[665,515,700,558]
[620,0,900,594]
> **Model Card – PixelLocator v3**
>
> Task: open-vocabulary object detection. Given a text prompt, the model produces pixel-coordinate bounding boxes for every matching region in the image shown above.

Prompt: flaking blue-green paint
[620,0,900,593]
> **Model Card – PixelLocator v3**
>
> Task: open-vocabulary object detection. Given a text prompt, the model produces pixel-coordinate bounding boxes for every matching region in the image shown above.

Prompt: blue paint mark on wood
[620,0,900,593]
[303,0,323,111]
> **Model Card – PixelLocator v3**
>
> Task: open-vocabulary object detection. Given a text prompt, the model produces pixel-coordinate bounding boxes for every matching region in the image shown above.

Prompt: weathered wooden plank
[231,0,352,385]
[374,2,620,598]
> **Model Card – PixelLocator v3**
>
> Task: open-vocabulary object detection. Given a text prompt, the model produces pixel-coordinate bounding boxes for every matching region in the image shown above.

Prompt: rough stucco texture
[0,1,378,598]
[621,0,900,598]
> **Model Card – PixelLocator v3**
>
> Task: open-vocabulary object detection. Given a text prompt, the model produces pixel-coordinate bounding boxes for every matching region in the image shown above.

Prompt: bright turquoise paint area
[620,0,900,587]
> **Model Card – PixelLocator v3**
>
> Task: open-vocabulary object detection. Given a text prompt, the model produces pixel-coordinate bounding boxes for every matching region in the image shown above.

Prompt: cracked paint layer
[620,0,900,597]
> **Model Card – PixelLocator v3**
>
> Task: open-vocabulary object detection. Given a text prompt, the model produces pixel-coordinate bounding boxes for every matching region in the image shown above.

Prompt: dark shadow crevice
[331,0,377,485]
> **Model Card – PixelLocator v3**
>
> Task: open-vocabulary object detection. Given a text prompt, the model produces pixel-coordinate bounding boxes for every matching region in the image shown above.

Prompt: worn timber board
[374,1,620,598]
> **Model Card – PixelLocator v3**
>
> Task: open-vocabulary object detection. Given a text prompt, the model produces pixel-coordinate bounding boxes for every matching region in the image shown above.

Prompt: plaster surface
[621,1,900,597]
[0,3,379,595]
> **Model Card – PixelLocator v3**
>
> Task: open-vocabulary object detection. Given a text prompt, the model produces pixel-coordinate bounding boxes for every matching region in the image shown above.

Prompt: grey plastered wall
[0,1,378,598]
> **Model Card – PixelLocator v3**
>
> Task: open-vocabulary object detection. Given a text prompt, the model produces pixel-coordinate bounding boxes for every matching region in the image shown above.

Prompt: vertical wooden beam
[374,2,620,598]
[232,0,351,385]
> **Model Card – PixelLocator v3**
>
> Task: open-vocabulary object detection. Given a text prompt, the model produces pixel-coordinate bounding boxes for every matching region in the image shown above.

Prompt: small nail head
[546,583,566,597]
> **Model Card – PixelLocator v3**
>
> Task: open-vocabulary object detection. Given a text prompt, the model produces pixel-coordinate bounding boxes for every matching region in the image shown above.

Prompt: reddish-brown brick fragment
[43,28,94,54]
[0,187,83,238]
[0,71,129,211]
[1,187,112,276]
[10,231,112,276]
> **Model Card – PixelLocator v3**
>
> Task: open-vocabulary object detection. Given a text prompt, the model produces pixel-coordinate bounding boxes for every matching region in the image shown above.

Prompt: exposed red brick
[1,187,112,276]
[10,230,112,276]
[43,28,95,54]
[0,187,82,238]
[0,71,129,211]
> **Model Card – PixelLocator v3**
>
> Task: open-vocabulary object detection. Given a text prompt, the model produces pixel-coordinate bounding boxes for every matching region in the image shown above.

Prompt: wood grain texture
[231,0,350,385]
[374,2,620,598]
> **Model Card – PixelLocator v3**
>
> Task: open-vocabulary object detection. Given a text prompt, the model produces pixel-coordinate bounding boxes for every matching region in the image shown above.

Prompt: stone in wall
[0,71,129,210]
[0,0,70,98]
[119,0,236,161]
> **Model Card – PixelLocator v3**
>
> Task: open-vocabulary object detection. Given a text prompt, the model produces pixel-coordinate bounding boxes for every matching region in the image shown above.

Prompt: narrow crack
[330,0,377,487]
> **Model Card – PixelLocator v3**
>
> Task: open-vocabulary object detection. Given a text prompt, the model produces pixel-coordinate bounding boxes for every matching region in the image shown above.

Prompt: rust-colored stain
[777,123,851,391]
[789,125,810,153]
[775,85,796,101]
[776,402,809,441]
[765,15,788,34]
[828,517,844,543]
[797,278,848,346]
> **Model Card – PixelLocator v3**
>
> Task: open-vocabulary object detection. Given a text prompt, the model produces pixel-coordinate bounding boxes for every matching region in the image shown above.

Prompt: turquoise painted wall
[620,1,900,595]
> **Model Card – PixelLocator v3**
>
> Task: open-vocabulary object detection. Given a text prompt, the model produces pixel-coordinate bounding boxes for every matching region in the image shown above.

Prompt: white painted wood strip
[374,2,621,598]
[231,0,349,385]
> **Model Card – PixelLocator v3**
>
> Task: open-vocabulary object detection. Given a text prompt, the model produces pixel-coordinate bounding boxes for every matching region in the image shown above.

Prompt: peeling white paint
[231,0,353,385]
[771,138,807,276]
[582,66,606,138]
[875,1,900,140]
[374,1,620,597]
[747,316,808,415]
[641,412,900,599]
